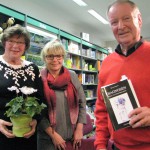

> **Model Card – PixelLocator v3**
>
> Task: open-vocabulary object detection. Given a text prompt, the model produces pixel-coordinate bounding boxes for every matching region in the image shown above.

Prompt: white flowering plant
[5,86,47,118]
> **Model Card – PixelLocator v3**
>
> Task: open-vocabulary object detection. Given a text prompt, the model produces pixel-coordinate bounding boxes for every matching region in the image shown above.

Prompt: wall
[0,0,106,47]
[105,40,118,52]
[144,37,150,41]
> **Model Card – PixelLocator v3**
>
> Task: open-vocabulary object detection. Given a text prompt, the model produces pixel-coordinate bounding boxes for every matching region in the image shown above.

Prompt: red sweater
[95,41,150,150]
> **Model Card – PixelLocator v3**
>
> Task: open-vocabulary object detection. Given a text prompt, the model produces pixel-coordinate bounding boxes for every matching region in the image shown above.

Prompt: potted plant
[5,86,47,137]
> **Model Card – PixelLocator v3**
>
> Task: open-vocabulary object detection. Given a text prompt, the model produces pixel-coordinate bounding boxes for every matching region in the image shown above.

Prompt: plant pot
[10,114,32,137]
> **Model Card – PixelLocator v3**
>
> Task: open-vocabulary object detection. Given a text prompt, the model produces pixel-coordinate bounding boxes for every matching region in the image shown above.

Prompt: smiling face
[44,54,64,73]
[108,3,142,49]
[4,35,26,62]
[41,40,66,76]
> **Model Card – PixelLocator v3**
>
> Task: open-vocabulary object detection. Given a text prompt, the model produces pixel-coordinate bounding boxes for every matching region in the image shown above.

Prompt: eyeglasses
[7,40,25,46]
[45,55,64,60]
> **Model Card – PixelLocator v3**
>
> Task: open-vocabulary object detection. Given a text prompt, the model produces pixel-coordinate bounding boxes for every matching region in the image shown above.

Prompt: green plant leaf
[5,95,47,118]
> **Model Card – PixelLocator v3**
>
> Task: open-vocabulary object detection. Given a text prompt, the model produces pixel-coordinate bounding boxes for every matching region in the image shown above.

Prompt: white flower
[8,86,19,94]
[19,86,37,95]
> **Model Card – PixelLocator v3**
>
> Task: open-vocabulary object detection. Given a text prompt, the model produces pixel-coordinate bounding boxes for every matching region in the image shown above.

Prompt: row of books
[97,51,107,60]
[82,48,96,59]
[64,53,80,69]
[25,54,44,67]
[68,41,80,54]
[62,39,105,60]
[28,31,54,55]
[64,54,97,71]
[84,89,96,99]
[81,74,95,84]
[82,59,97,71]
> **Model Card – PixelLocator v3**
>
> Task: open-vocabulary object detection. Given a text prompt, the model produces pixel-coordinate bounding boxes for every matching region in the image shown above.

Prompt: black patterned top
[0,55,45,150]
[0,55,45,120]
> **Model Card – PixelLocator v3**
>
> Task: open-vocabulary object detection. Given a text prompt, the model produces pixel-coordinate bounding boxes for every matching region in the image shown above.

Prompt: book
[101,79,140,131]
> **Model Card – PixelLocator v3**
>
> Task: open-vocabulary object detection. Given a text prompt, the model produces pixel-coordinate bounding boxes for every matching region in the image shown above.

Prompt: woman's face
[4,35,26,60]
[44,54,64,73]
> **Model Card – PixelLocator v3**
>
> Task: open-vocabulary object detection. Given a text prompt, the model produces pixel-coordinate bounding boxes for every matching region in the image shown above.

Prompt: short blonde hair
[41,39,66,61]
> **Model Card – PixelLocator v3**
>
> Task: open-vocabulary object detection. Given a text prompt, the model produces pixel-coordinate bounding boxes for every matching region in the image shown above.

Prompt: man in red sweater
[94,0,150,150]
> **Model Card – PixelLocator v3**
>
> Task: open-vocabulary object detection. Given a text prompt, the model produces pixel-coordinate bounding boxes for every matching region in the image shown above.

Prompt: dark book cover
[101,79,140,130]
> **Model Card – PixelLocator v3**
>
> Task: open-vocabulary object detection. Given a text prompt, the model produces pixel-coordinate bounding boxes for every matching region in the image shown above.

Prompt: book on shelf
[25,54,44,67]
[68,41,80,54]
[61,38,68,51]
[82,73,85,84]
[82,48,86,56]
[97,60,101,71]
[64,53,72,68]
[84,89,95,98]
[86,48,91,57]
[91,50,96,59]
[72,56,80,69]
[101,77,140,131]
[90,74,95,84]
[78,74,82,83]
[82,74,95,84]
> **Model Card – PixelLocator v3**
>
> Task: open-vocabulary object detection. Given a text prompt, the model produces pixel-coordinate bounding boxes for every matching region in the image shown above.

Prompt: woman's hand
[129,107,150,128]
[45,126,66,150]
[24,119,37,138]
[51,131,66,150]
[73,123,83,150]
[0,119,15,138]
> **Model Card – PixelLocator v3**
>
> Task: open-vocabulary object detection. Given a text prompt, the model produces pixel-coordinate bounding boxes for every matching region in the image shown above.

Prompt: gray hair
[107,0,139,16]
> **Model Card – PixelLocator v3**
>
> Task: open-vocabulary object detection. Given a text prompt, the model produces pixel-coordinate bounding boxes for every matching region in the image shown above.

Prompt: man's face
[108,3,142,48]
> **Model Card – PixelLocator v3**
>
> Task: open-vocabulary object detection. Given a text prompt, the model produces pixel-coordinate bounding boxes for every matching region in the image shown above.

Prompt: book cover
[101,79,140,131]
[90,74,95,84]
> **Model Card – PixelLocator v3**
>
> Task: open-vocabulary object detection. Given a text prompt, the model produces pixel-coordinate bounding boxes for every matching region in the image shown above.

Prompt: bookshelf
[0,4,108,116]
[59,31,108,117]
[25,17,58,68]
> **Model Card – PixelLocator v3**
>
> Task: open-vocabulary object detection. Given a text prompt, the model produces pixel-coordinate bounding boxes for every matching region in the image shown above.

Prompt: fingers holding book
[129,106,150,128]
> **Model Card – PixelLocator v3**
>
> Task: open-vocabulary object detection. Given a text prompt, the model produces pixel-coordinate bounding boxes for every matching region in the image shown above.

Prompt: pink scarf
[41,67,79,128]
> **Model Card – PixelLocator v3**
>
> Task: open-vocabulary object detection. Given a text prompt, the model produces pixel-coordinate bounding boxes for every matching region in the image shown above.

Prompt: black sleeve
[32,65,48,124]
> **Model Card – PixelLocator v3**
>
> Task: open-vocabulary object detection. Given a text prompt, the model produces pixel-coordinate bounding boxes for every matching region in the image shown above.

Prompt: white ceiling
[1,0,150,44]
[34,0,150,42]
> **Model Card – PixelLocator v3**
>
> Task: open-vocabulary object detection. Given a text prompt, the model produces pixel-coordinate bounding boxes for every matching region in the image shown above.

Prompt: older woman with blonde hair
[38,39,86,150]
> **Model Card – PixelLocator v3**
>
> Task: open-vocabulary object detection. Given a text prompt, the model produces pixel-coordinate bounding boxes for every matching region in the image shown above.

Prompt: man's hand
[129,107,150,128]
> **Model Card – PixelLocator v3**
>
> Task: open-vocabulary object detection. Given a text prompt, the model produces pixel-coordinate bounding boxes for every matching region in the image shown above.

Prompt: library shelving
[0,4,108,114]
[25,17,58,68]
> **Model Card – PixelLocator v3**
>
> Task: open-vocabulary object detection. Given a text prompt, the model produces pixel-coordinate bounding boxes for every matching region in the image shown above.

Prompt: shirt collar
[115,38,143,56]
